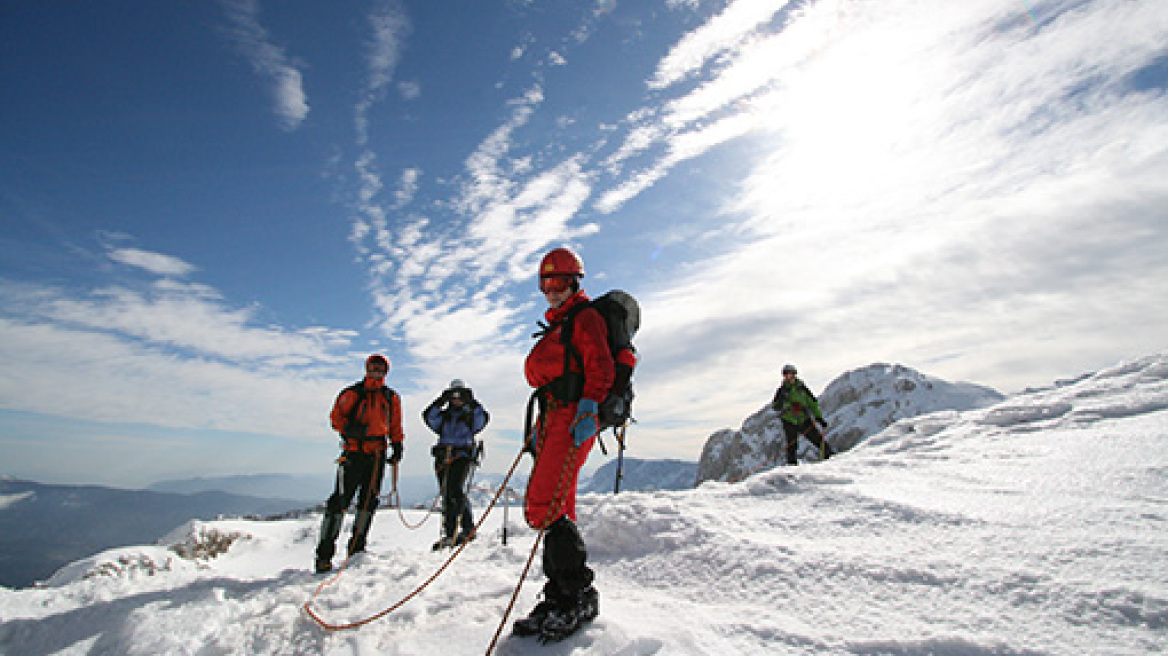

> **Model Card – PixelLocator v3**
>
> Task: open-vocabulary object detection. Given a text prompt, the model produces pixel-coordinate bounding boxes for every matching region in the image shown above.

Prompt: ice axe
[613,424,628,494]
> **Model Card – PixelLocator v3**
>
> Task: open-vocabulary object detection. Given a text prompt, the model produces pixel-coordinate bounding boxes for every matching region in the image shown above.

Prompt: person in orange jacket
[314,354,404,574]
[513,247,612,642]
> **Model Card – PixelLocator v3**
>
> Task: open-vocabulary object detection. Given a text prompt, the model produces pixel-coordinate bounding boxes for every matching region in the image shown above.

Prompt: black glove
[387,441,403,464]
[817,417,828,428]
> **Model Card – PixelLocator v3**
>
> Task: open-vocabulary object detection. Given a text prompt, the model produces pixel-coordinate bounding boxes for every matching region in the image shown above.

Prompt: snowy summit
[696,363,1004,485]
[2,354,1166,655]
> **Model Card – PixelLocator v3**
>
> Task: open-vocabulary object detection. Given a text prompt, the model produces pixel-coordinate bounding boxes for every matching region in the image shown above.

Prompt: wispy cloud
[219,0,309,131]
[355,0,412,145]
[345,0,411,266]
[364,86,599,349]
[0,310,348,441]
[0,243,357,438]
[650,0,793,90]
[108,247,198,277]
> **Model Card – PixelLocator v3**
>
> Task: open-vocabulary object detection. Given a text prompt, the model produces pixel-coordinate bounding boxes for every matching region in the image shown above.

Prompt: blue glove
[571,399,600,446]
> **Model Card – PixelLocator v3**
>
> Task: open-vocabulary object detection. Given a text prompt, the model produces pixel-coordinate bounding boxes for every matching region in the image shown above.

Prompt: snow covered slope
[697,362,1003,484]
[1,354,1165,655]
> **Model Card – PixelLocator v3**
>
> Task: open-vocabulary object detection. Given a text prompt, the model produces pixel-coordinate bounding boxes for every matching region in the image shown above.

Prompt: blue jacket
[424,402,488,450]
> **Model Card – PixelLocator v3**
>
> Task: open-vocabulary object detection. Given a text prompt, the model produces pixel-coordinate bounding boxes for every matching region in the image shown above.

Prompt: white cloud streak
[0,269,358,439]
[650,0,794,89]
[355,0,412,145]
[108,248,198,277]
[219,0,309,131]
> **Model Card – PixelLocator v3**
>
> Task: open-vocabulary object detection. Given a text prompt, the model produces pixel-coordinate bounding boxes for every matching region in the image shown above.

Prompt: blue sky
[2,0,1166,488]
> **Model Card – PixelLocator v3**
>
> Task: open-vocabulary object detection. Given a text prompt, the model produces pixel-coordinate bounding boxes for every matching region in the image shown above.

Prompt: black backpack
[558,290,640,430]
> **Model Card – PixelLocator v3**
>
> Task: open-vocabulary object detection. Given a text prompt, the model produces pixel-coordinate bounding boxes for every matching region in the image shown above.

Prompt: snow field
[2,354,1166,654]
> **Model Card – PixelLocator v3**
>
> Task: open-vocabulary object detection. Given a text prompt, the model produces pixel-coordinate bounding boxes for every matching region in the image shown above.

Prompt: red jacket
[330,377,404,443]
[525,292,615,403]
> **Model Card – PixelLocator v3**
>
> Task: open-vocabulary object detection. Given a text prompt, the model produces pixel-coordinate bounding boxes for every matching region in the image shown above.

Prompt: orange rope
[484,525,546,656]
[524,401,586,530]
[385,461,442,530]
[303,446,526,631]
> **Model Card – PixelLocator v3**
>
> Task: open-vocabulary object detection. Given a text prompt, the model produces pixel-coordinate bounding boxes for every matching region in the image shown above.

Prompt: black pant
[542,516,594,601]
[317,451,385,561]
[435,453,474,539]
[783,420,831,464]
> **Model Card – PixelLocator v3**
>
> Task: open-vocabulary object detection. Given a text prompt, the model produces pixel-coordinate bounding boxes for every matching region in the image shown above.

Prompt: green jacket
[770,378,823,425]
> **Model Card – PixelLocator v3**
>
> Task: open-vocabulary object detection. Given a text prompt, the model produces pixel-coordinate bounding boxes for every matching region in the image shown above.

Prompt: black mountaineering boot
[512,596,558,637]
[537,586,599,643]
[577,585,599,622]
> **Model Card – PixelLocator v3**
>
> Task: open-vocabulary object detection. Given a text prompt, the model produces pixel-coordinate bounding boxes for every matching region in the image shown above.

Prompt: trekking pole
[613,425,627,494]
[389,460,399,505]
[501,485,509,546]
[817,421,830,461]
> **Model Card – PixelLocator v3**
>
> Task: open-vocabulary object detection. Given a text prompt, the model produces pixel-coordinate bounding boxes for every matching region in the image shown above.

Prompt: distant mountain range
[147,473,331,502]
[149,472,439,508]
[580,457,698,495]
[0,479,306,589]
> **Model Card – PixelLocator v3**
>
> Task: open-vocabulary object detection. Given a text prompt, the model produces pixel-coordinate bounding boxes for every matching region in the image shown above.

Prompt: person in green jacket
[771,364,834,465]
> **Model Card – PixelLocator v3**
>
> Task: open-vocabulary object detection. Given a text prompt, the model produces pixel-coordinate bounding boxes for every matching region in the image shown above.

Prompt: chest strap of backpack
[536,305,587,404]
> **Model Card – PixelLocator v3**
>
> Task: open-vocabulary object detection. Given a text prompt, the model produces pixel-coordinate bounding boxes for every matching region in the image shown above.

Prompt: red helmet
[539,247,584,278]
[366,354,389,371]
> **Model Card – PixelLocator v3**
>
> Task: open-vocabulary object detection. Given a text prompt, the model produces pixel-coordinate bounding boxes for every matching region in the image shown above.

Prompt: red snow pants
[525,402,595,529]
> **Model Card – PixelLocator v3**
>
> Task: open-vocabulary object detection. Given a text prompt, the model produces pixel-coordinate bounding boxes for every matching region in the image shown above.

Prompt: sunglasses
[539,275,573,294]
[367,367,387,376]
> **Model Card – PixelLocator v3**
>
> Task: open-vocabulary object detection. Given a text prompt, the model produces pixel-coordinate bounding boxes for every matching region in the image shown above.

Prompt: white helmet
[449,378,466,389]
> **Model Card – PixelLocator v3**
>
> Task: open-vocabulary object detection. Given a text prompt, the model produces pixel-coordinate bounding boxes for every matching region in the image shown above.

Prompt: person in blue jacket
[423,379,489,549]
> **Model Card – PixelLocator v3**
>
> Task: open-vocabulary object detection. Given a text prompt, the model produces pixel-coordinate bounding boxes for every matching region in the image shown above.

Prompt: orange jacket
[330,377,404,443]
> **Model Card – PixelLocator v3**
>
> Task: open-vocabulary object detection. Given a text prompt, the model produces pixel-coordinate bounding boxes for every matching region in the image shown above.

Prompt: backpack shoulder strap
[336,381,367,430]
[558,302,590,373]
[340,381,367,406]
[381,387,397,418]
